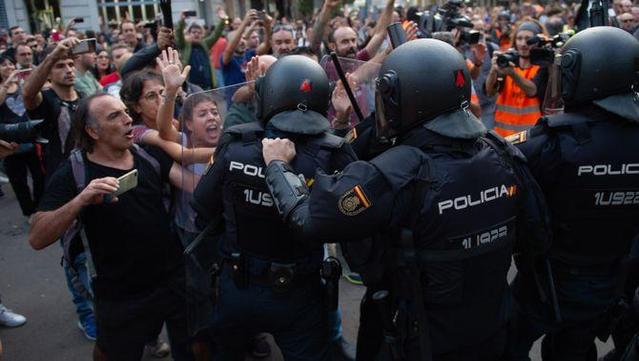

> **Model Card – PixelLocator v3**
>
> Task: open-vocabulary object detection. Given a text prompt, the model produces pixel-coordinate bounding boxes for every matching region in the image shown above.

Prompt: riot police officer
[261,39,551,361]
[504,26,639,361]
[191,55,357,360]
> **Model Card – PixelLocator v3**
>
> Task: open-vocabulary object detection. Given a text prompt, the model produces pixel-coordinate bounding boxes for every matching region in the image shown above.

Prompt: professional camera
[418,0,474,38]
[497,50,519,68]
[0,119,47,144]
[459,29,481,45]
[526,32,574,67]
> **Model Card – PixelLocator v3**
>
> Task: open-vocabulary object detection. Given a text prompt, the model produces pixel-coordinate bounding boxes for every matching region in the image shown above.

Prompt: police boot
[331,337,356,361]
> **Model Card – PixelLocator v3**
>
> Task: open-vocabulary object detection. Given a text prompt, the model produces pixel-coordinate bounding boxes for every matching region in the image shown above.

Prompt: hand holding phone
[70,38,97,55]
[102,169,138,203]
[113,169,138,197]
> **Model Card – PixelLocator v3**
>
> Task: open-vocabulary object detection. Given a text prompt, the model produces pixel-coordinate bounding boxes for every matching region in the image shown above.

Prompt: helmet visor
[542,54,564,115]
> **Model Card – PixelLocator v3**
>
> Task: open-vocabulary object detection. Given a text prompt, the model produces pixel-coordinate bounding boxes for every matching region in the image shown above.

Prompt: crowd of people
[0,0,639,360]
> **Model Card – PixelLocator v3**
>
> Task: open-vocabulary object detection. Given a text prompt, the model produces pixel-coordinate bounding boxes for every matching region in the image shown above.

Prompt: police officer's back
[262,39,551,361]
[505,27,639,361]
[192,55,356,361]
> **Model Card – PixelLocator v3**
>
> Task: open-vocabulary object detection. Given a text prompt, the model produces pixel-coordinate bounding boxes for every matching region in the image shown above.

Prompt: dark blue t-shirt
[221,49,256,106]
[221,49,256,88]
[189,46,213,90]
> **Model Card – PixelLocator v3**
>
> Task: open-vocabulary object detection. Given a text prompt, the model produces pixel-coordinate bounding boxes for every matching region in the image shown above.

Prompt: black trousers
[3,149,44,216]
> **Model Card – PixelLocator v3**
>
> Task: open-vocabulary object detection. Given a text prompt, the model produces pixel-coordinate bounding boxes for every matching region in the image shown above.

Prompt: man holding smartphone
[29,93,195,361]
[22,37,98,341]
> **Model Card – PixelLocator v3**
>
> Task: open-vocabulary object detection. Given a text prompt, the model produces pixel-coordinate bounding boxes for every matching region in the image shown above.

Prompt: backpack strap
[63,149,96,301]
[131,143,161,178]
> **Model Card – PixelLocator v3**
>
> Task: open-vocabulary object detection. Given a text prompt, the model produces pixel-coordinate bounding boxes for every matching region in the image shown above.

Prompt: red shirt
[99,72,120,87]
[210,37,227,70]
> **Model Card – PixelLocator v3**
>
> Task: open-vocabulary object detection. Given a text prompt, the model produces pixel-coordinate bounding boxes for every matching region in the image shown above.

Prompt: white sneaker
[0,304,26,327]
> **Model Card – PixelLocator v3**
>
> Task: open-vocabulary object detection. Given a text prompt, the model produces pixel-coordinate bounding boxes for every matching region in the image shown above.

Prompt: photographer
[491,11,513,51]
[485,20,548,137]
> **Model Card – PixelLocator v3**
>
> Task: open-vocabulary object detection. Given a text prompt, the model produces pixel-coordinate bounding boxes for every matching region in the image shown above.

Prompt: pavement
[0,185,613,360]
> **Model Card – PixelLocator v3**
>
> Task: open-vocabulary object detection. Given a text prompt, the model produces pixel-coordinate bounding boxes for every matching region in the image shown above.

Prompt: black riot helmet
[376,39,478,139]
[561,26,639,105]
[256,55,331,135]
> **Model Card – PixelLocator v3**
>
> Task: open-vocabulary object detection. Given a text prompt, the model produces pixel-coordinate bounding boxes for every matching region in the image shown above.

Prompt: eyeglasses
[142,90,164,102]
[622,18,635,23]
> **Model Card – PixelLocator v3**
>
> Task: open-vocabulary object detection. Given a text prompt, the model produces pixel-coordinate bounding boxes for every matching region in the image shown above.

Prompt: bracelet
[162,93,177,102]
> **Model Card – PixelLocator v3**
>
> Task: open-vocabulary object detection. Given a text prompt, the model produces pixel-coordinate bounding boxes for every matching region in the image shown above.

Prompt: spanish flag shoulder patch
[338,185,371,216]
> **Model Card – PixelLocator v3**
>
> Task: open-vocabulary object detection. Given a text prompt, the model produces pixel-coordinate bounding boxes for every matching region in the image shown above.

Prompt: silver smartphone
[70,38,97,55]
[113,169,138,197]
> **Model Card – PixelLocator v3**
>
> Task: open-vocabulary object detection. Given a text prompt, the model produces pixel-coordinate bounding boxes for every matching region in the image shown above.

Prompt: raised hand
[331,73,356,129]
[156,47,191,92]
[243,9,258,25]
[324,0,341,10]
[157,27,174,51]
[2,70,21,87]
[216,6,229,19]
[471,42,487,64]
[405,21,419,42]
[245,56,263,96]
[51,37,80,59]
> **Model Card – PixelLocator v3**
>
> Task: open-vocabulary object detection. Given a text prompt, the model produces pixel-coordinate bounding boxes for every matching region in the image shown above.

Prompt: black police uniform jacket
[513,105,639,268]
[271,125,551,354]
[192,122,357,263]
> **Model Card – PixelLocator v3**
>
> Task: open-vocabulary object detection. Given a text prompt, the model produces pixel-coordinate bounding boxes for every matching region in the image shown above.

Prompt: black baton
[330,52,365,123]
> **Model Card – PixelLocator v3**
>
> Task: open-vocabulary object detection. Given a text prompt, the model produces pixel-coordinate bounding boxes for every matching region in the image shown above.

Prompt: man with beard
[313,0,395,61]
[176,10,226,90]
[74,51,102,96]
[270,25,296,58]
[222,9,271,88]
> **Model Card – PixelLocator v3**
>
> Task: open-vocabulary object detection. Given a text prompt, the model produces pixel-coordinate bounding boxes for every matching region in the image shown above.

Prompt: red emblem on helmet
[300,79,312,93]
[454,70,465,88]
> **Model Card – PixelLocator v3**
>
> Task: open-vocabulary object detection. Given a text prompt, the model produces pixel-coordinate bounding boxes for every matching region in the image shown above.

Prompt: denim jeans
[62,250,94,322]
